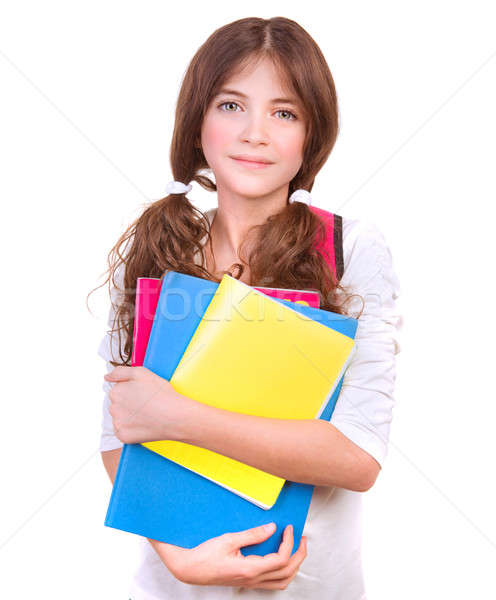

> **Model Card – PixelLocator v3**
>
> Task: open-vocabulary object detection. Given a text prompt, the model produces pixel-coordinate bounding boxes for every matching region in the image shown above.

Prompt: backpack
[309,206,344,283]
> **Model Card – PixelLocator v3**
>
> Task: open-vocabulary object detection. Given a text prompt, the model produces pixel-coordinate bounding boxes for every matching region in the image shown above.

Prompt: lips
[230,154,274,165]
[230,156,275,171]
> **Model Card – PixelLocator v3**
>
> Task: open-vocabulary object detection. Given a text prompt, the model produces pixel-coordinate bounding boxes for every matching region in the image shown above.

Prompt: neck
[211,186,289,257]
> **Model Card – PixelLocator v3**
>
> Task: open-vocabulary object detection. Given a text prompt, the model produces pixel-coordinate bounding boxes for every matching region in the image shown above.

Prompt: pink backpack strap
[309,206,344,282]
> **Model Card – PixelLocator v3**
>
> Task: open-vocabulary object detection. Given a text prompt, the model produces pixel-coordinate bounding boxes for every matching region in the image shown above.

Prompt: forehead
[214,87,300,106]
[216,57,299,104]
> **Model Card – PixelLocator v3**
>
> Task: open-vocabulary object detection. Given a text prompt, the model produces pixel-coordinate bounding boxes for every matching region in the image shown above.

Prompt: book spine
[104,443,130,527]
[314,345,356,419]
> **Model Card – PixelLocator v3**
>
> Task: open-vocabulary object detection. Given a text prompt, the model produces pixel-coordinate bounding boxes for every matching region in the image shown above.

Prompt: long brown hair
[88,16,361,366]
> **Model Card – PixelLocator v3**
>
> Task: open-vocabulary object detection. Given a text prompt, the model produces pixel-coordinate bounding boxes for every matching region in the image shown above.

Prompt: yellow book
[143,274,355,509]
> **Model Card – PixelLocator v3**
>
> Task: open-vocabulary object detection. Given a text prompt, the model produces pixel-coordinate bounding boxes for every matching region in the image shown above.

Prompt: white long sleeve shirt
[98,207,403,600]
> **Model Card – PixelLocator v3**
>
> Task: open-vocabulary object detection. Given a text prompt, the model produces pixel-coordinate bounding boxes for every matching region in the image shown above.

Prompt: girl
[93,16,402,600]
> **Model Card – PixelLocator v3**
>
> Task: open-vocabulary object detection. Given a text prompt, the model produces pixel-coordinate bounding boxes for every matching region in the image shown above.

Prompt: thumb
[228,523,277,549]
[104,366,134,382]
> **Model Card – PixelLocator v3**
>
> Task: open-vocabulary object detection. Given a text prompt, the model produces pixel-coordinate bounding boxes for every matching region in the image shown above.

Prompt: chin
[228,181,279,200]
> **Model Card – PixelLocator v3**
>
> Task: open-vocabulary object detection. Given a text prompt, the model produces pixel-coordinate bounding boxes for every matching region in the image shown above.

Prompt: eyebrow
[215,88,299,106]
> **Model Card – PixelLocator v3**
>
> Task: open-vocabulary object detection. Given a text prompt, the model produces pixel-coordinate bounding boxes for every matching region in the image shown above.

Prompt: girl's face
[200,58,307,201]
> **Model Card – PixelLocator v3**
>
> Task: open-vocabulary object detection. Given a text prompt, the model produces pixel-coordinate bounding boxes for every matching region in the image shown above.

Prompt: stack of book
[105,272,358,556]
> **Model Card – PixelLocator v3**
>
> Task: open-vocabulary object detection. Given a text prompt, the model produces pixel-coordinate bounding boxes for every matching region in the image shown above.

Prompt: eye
[275,109,297,121]
[218,101,241,112]
[217,101,298,121]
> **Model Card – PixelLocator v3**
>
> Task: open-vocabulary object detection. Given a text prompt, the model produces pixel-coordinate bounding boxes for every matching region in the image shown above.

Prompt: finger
[104,366,135,382]
[227,522,277,550]
[239,524,296,580]
[246,535,307,585]
[241,572,297,590]
[253,523,293,567]
[275,523,295,565]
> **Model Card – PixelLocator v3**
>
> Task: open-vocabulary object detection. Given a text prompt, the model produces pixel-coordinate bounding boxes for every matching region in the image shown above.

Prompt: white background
[1,1,495,598]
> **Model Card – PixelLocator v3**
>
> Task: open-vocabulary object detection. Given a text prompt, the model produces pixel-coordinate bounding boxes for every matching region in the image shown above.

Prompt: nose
[240,110,270,145]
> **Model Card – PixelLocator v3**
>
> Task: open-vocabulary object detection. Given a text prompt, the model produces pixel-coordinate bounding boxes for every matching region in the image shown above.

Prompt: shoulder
[341,216,393,271]
[204,207,217,226]
[337,216,403,353]
[108,250,128,313]
[339,215,400,295]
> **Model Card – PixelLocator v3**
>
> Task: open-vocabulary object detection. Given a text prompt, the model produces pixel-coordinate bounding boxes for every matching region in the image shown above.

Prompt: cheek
[278,131,305,164]
[202,115,233,152]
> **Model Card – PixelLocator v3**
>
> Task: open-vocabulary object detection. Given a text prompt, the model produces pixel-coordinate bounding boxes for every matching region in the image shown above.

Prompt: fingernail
[264,523,275,532]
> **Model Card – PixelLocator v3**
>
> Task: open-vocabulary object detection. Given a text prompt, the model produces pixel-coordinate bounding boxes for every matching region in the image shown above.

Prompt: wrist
[164,391,201,443]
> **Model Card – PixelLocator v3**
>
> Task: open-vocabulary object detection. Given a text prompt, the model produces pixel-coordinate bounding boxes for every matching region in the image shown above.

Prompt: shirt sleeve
[97,261,127,452]
[329,218,403,468]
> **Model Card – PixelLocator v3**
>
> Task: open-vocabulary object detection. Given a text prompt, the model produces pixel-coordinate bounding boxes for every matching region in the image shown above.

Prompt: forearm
[101,448,122,484]
[176,396,373,492]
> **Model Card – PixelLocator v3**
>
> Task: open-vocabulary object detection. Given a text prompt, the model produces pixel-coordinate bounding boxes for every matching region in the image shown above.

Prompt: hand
[149,522,308,590]
[104,365,192,444]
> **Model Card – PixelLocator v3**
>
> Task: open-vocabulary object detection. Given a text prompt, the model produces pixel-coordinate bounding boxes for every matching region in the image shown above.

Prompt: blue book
[105,271,358,556]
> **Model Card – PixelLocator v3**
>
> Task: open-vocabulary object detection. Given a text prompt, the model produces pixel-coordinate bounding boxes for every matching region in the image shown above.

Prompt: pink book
[131,278,162,366]
[131,277,320,366]
[252,286,320,308]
